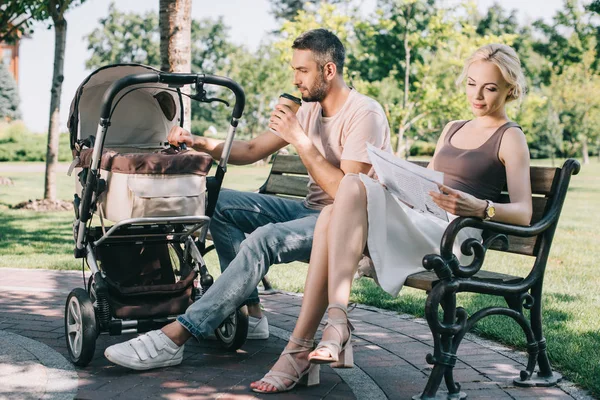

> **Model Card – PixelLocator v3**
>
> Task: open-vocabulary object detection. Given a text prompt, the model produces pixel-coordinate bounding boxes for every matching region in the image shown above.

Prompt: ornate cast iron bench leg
[414,281,466,400]
[514,281,562,387]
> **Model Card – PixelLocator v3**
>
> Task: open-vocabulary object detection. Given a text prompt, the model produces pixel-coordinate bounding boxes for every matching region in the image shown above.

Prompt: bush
[0,122,72,162]
[410,140,436,156]
[190,119,210,136]
[0,63,21,120]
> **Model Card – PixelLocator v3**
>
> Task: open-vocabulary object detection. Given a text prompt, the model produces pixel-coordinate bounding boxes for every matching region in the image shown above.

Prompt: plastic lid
[280,93,302,105]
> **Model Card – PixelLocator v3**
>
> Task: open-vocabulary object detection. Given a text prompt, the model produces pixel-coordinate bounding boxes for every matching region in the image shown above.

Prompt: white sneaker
[104,330,184,370]
[247,315,269,340]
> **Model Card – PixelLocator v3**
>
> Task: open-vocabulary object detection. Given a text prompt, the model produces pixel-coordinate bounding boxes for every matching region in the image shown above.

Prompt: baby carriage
[64,64,248,366]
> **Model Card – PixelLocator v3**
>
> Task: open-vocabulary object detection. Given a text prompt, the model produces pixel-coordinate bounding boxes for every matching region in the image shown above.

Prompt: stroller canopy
[68,64,183,150]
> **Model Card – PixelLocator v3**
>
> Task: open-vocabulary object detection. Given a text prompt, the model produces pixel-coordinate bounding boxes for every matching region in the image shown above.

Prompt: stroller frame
[65,66,247,366]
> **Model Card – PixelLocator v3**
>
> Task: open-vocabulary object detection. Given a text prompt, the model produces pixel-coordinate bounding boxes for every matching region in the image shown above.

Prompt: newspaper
[367,143,449,221]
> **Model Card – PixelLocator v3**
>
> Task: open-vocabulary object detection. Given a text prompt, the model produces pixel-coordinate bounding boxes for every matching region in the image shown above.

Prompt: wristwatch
[483,200,496,221]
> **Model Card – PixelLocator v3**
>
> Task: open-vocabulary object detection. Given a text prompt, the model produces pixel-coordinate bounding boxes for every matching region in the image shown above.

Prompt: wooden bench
[258,153,580,399]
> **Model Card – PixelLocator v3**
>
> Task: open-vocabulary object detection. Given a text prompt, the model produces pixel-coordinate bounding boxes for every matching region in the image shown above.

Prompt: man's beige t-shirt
[274,89,391,210]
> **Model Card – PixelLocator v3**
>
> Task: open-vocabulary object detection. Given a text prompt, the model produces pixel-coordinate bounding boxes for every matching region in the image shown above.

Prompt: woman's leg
[251,206,333,392]
[312,174,368,357]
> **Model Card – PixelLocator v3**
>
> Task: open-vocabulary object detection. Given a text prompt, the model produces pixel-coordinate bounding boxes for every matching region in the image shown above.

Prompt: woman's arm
[428,127,532,226]
[495,127,532,225]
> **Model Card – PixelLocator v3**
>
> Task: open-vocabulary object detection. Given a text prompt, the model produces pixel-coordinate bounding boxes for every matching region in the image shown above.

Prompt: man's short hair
[292,29,345,75]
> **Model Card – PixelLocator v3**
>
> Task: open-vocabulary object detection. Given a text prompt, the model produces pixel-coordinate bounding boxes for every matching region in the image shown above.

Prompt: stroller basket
[96,242,197,319]
[105,271,197,319]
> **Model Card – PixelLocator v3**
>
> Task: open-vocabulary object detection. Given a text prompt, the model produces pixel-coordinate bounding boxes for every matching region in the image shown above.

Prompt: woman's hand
[429,184,487,217]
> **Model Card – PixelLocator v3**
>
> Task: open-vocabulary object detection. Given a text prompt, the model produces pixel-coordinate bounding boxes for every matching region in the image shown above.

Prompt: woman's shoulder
[440,120,466,137]
[503,123,527,142]
[447,119,466,127]
[499,123,529,161]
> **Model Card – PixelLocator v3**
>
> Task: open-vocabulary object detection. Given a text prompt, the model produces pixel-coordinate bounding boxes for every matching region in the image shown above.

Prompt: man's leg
[209,189,315,321]
[104,200,319,370]
[177,210,319,339]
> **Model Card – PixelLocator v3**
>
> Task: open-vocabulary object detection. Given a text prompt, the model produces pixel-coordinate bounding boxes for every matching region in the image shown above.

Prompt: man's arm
[269,104,385,199]
[296,142,372,198]
[168,126,288,165]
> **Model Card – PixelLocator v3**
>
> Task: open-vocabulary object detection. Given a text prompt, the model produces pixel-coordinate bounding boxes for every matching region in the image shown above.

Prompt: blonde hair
[457,44,527,103]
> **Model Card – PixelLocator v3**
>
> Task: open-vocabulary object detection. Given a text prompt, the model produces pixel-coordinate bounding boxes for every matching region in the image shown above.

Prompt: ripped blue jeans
[177,189,320,339]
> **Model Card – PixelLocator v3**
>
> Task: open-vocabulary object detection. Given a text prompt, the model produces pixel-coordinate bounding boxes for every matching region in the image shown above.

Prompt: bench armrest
[424,158,580,281]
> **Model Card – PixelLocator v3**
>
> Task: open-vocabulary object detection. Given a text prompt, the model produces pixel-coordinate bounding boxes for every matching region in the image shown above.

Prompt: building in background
[0,34,20,84]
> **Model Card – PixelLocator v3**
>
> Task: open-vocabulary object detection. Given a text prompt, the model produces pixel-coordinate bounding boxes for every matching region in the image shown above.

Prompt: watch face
[488,205,496,218]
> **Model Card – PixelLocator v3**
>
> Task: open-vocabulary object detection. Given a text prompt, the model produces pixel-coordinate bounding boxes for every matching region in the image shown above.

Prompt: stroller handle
[162,73,246,120]
[99,72,246,121]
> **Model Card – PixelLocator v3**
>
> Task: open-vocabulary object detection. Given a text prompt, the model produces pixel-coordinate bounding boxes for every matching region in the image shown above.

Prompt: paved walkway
[0,268,593,400]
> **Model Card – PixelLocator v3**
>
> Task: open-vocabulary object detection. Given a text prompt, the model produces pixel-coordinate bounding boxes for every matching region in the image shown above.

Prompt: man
[104,28,391,370]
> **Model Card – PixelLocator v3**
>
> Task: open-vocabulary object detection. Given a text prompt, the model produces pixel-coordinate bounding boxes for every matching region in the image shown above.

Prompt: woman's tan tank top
[433,120,520,201]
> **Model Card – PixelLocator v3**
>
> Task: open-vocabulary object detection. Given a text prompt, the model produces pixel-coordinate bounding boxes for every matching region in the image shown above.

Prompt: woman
[250,43,532,394]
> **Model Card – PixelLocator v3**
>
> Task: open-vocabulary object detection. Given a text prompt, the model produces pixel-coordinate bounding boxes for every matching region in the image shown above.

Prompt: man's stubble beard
[300,71,329,103]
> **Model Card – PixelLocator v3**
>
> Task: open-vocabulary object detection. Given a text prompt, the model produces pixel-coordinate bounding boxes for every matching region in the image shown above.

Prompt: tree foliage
[268,0,344,21]
[83,0,600,161]
[86,3,160,69]
[0,1,48,43]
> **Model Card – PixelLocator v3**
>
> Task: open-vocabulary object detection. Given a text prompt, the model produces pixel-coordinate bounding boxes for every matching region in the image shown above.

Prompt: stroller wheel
[214,308,248,351]
[64,288,98,366]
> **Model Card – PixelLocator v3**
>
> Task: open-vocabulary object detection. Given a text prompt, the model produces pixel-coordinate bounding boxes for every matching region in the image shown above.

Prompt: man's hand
[269,105,311,149]
[429,184,487,217]
[167,126,197,148]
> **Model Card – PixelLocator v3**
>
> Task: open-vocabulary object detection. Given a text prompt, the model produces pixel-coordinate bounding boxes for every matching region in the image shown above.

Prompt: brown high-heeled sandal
[252,336,320,394]
[308,303,354,368]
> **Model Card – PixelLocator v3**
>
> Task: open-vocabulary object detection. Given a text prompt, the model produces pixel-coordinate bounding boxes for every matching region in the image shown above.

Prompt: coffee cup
[278,93,302,113]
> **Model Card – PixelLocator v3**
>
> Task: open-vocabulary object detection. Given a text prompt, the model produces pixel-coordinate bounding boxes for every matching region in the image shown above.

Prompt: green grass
[1,159,599,396]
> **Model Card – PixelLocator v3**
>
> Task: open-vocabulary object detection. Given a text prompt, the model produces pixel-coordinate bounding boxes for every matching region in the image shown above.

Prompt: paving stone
[0,269,584,400]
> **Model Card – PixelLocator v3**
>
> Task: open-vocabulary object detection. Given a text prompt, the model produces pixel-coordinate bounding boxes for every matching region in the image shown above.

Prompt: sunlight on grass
[0,159,599,395]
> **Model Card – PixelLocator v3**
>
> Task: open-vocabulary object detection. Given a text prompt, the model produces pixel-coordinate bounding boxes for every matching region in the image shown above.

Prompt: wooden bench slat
[530,166,558,195]
[405,269,523,291]
[264,175,309,197]
[489,235,537,256]
[487,196,547,256]
[270,155,308,175]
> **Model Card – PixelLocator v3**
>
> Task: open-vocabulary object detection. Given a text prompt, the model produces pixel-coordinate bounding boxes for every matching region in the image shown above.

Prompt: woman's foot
[250,336,320,393]
[308,304,354,367]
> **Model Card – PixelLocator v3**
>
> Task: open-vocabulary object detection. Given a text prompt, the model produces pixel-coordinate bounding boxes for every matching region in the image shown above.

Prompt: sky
[16,0,565,134]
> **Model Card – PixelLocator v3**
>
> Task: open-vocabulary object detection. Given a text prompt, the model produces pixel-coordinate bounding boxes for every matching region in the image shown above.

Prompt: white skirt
[358,174,481,297]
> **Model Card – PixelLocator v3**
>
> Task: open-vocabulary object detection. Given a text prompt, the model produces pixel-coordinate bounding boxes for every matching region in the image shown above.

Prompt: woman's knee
[336,174,367,202]
[320,205,333,219]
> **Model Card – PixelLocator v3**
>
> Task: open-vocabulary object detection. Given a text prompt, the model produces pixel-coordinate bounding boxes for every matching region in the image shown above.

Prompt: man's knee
[240,223,277,253]
[240,221,312,264]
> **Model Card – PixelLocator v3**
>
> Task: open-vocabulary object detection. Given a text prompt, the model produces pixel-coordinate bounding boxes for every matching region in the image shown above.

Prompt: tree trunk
[581,138,589,164]
[403,31,410,109]
[159,0,192,131]
[398,14,411,159]
[43,17,67,201]
[396,125,406,157]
